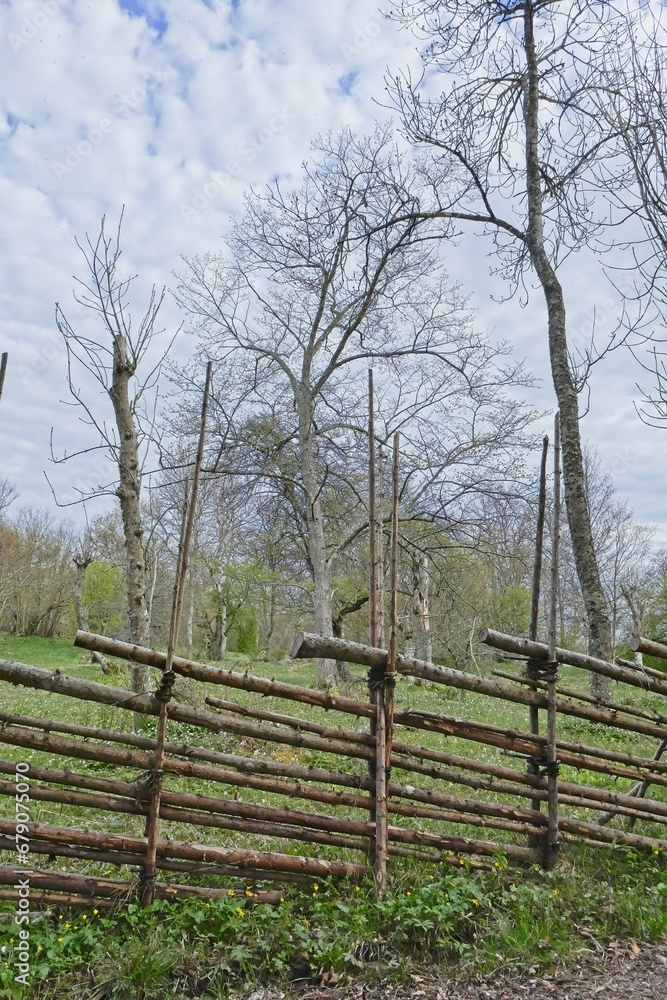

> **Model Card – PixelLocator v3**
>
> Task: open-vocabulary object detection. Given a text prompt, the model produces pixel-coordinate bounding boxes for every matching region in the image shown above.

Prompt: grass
[1,632,667,995]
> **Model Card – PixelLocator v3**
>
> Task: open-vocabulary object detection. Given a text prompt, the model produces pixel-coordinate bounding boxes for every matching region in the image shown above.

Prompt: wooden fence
[2,618,667,911]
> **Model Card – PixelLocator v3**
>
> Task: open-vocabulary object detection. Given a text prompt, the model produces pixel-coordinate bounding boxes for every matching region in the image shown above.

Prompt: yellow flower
[429,875,434,880]
[58,915,63,920]
[37,945,42,951]
[406,891,411,897]
[64,924,70,930]
[472,898,479,906]
[280,897,285,903]
[235,907,244,918]
[245,888,253,897]
[57,937,63,943]
[553,889,559,895]
[355,886,361,892]
[313,884,319,892]
[459,859,465,865]
[82,915,87,920]
[93,909,98,915]
[227,889,235,897]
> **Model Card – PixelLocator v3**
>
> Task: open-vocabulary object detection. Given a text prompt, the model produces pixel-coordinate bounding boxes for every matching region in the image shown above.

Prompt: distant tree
[176,128,534,684]
[51,212,177,697]
[386,0,666,695]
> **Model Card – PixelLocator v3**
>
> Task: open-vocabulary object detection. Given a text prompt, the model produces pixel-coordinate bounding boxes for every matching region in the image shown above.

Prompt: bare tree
[176,128,534,684]
[51,211,177,696]
[385,0,665,696]
[0,477,18,521]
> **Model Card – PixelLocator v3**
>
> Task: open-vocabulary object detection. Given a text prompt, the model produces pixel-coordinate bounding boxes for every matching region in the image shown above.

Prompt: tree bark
[109,333,149,696]
[412,552,432,663]
[523,1,612,700]
[298,393,335,685]
[73,556,91,632]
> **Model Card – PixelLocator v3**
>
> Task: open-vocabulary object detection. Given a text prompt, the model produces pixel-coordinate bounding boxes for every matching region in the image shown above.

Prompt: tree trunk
[73,557,90,633]
[298,395,335,686]
[109,333,150,698]
[523,1,612,700]
[413,553,432,663]
[211,600,227,661]
[621,584,644,667]
[186,579,194,655]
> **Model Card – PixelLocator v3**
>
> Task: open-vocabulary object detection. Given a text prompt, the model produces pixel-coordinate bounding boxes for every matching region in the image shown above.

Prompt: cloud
[0,0,663,544]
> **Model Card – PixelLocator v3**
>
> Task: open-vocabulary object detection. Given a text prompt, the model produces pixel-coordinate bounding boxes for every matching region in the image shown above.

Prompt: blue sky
[1,0,666,540]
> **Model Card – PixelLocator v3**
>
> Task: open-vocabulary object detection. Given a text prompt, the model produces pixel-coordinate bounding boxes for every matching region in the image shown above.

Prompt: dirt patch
[243,941,667,1000]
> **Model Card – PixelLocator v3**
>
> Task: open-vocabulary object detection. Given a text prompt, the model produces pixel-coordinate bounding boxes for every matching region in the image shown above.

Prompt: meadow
[1,632,667,999]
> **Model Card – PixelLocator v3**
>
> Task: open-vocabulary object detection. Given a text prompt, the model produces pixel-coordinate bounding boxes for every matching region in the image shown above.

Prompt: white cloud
[0,0,663,543]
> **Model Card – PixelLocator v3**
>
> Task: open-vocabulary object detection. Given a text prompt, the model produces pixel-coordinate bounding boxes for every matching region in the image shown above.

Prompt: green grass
[1,633,667,995]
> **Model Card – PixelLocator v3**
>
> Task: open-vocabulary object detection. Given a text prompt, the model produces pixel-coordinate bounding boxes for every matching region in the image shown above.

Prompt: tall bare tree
[386,0,666,696]
[176,128,534,684]
[52,212,176,696]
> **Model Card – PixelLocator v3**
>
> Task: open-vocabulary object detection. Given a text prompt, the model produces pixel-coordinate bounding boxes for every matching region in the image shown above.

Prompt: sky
[1,0,666,541]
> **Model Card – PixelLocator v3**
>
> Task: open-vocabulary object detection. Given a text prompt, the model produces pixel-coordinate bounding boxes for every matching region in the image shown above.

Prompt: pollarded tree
[386,0,665,696]
[52,212,177,696]
[176,128,535,684]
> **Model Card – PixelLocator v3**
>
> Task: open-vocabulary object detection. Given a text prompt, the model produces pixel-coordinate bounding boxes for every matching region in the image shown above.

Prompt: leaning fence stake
[374,432,399,899]
[544,414,561,869]
[141,361,212,905]
[526,436,549,826]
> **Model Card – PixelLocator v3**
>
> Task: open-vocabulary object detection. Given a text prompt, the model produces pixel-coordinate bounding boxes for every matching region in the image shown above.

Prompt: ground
[278,942,667,1000]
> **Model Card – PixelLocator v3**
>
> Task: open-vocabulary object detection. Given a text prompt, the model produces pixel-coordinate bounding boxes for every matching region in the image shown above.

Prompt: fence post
[526,436,549,837]
[140,362,212,905]
[374,433,399,898]
[367,370,379,866]
[544,413,561,869]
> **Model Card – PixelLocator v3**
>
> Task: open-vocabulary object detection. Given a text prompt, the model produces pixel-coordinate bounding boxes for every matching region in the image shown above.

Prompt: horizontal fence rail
[2,622,667,911]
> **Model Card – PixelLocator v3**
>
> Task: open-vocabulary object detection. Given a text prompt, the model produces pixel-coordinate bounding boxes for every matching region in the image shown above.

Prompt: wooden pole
[142,361,212,905]
[0,816,367,880]
[377,443,386,647]
[527,436,549,817]
[0,352,7,404]
[369,369,378,649]
[367,369,379,866]
[544,413,561,869]
[374,433,399,898]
